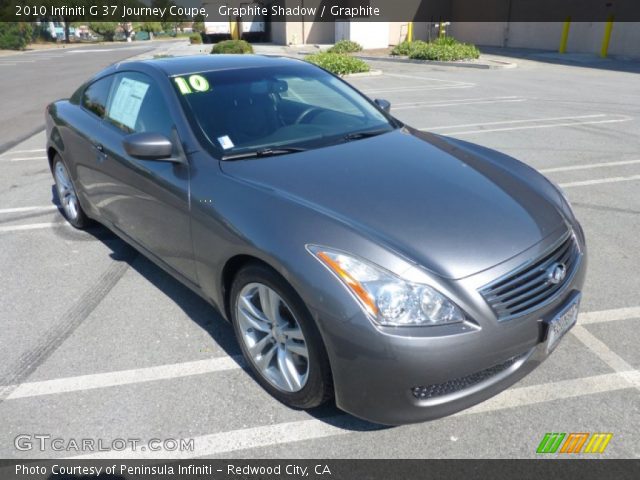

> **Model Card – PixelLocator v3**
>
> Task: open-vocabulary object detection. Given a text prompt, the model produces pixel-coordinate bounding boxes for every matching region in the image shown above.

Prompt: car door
[97,71,197,283]
[65,75,113,217]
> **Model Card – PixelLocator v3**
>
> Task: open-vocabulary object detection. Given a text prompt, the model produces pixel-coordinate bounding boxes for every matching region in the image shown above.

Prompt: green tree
[88,22,119,41]
[152,0,185,35]
[192,14,205,34]
[137,22,162,40]
[0,22,33,50]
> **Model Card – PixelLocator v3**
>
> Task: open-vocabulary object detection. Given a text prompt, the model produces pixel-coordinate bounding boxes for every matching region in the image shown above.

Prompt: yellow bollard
[559,17,571,53]
[600,15,614,58]
[230,20,239,40]
[407,22,413,43]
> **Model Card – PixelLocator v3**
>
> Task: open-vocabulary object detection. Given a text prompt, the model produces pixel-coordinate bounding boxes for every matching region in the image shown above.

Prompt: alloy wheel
[236,282,310,392]
[54,161,80,222]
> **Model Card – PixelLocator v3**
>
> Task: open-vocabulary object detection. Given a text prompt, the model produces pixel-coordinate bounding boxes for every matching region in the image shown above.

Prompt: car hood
[220,129,566,279]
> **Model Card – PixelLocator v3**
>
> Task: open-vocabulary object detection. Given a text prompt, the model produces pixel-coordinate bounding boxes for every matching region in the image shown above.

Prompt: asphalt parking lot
[0,44,638,459]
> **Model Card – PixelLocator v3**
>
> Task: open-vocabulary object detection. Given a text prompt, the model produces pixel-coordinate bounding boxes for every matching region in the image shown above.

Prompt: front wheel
[230,264,333,409]
[53,155,90,229]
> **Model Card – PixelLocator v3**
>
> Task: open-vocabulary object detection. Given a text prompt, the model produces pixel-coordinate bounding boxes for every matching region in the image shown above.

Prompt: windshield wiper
[343,128,391,142]
[222,147,307,161]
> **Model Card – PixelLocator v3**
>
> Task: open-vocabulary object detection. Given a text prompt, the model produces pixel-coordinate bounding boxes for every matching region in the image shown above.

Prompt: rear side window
[81,77,113,118]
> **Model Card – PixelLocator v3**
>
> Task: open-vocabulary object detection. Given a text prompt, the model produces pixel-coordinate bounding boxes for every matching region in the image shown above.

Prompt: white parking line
[67,47,148,53]
[460,371,637,415]
[579,306,640,324]
[381,72,475,86]
[394,96,521,106]
[363,85,474,94]
[446,117,632,135]
[1,305,636,402]
[559,174,640,188]
[3,156,48,162]
[0,206,57,214]
[571,326,640,390]
[540,159,640,173]
[4,356,245,400]
[420,114,633,135]
[69,371,637,459]
[393,97,526,110]
[0,149,45,155]
[422,114,607,130]
[0,222,65,233]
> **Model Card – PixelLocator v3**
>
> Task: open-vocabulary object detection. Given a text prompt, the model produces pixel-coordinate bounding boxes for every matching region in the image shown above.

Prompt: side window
[81,77,113,118]
[105,72,173,138]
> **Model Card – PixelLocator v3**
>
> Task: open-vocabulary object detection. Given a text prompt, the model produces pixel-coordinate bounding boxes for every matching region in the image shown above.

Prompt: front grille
[480,231,581,321]
[411,353,526,400]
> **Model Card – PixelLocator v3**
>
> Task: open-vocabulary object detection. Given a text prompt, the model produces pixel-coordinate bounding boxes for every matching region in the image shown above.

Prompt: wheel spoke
[277,347,302,391]
[258,285,282,325]
[248,332,274,358]
[284,339,308,359]
[254,342,277,372]
[67,197,78,218]
[282,326,304,341]
[239,296,272,332]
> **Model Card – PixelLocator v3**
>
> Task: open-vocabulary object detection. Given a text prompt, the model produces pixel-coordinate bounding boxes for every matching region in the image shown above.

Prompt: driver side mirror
[123,132,175,161]
[374,98,391,113]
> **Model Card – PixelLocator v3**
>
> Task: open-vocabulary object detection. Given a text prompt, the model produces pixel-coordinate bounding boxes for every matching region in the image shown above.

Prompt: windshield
[172,64,395,158]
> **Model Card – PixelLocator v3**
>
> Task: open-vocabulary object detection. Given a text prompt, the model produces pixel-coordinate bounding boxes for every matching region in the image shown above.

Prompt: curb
[343,69,383,78]
[354,54,517,70]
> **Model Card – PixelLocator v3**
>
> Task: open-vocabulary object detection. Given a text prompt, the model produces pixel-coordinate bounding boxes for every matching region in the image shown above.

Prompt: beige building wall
[449,22,640,58]
[273,21,335,45]
[608,22,640,56]
[269,22,288,45]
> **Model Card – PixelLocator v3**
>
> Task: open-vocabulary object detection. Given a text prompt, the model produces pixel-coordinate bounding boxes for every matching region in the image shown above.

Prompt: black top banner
[2,0,640,23]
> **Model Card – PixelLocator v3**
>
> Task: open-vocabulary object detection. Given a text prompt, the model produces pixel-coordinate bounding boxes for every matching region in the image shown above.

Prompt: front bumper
[319,243,587,426]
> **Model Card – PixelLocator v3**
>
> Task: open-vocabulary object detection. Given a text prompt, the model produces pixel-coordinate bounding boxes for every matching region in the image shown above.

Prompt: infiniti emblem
[546,263,567,285]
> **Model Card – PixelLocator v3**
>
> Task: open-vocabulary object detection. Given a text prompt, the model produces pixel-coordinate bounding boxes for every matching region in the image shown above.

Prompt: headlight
[307,246,465,327]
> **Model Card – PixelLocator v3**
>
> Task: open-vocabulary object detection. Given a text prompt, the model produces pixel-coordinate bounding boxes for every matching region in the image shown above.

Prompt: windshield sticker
[108,77,149,131]
[217,135,234,150]
[174,75,210,95]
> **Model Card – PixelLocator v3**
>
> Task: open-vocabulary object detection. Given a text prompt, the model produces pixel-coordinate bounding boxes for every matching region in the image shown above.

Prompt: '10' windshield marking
[174,75,210,95]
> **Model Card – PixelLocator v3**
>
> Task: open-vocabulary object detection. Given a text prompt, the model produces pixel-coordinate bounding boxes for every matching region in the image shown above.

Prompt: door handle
[94,143,107,162]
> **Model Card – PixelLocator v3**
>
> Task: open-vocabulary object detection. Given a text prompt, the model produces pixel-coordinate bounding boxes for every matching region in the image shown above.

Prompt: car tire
[230,263,333,409]
[52,155,90,229]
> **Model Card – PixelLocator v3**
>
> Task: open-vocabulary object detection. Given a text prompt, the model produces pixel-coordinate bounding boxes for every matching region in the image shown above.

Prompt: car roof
[136,54,305,77]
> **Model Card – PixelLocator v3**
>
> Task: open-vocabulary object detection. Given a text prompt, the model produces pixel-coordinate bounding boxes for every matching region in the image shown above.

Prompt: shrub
[432,36,458,46]
[409,41,479,61]
[211,39,253,54]
[391,38,479,61]
[328,40,363,54]
[0,22,33,50]
[189,33,202,44]
[390,40,426,56]
[305,52,370,76]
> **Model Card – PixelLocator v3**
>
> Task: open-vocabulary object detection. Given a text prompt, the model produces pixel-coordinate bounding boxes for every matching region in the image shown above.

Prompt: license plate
[544,294,581,353]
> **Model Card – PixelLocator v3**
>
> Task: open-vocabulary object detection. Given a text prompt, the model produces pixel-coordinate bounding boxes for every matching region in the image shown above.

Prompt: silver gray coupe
[45,55,586,425]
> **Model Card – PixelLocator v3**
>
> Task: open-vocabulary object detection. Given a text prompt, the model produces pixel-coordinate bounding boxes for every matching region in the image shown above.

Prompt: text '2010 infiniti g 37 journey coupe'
[46,55,586,425]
